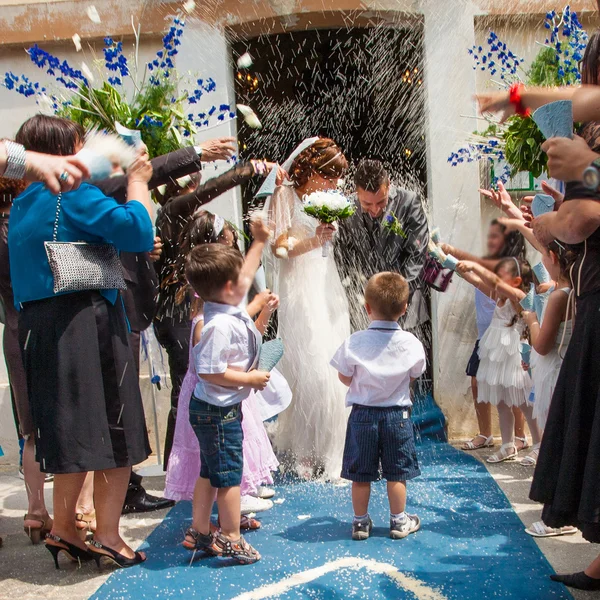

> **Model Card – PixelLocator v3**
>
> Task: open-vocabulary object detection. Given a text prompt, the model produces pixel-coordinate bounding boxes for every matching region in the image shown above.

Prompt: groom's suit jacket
[335,185,430,332]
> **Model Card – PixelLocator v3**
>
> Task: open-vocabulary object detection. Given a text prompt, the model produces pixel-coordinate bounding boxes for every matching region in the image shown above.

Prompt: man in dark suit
[335,159,430,333]
[95,137,235,513]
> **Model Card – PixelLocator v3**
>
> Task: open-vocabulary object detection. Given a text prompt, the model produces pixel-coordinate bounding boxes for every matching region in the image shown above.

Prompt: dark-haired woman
[9,115,154,568]
[154,159,283,468]
[441,212,531,453]
[267,137,351,481]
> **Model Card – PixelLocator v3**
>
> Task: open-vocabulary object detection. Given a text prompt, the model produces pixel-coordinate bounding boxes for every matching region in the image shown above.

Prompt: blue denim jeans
[189,396,244,488]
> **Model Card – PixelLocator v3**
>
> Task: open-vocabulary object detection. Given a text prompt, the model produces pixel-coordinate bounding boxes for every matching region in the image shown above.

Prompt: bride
[263,137,351,480]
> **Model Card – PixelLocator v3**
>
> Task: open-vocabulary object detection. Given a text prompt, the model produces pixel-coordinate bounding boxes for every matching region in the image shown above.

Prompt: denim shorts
[342,404,421,483]
[189,395,244,488]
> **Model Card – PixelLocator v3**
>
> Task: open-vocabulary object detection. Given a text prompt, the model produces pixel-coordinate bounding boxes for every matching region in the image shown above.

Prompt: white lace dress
[266,185,351,480]
[530,287,573,430]
[476,300,532,407]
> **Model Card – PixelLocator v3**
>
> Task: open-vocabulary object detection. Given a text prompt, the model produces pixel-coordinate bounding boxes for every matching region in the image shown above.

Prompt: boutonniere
[382,213,407,238]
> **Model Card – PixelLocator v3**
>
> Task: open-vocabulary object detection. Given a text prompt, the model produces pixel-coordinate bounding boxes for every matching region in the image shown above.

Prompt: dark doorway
[231,23,432,396]
[232,24,426,203]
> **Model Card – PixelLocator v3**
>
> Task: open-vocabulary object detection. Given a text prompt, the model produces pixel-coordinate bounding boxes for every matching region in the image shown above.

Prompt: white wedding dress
[266,185,351,480]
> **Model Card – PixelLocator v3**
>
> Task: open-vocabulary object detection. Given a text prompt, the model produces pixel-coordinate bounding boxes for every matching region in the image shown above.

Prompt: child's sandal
[213,532,261,565]
[487,443,518,463]
[240,515,262,531]
[182,527,220,555]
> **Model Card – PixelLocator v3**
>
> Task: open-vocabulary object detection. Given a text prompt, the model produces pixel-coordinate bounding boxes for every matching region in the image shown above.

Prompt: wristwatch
[582,157,600,190]
[2,140,27,180]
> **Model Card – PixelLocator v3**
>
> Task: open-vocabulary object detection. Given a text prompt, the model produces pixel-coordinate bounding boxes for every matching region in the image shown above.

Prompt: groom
[335,159,430,332]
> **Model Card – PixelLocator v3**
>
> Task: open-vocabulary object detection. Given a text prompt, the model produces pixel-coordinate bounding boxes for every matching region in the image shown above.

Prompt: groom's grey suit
[334,185,430,332]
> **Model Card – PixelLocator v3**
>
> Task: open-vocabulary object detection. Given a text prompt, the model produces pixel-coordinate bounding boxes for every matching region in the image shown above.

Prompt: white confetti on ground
[297,514,311,520]
[86,5,101,23]
[273,498,285,505]
[230,557,448,600]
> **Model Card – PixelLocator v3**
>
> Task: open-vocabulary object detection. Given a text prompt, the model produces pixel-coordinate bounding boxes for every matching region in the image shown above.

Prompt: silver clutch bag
[44,192,126,294]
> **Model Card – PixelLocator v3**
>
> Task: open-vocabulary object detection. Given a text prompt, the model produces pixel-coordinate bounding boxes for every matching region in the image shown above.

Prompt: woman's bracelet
[1,140,27,180]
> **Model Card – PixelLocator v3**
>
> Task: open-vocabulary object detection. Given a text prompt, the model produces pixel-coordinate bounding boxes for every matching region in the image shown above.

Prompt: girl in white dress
[521,245,577,538]
[456,257,540,463]
[522,241,574,448]
[265,138,351,480]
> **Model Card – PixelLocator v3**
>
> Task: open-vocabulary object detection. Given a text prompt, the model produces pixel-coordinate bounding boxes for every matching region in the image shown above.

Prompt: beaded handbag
[44,193,126,294]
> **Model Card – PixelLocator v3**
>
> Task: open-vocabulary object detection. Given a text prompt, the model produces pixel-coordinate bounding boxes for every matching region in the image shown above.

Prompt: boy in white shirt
[183,223,271,565]
[331,272,426,541]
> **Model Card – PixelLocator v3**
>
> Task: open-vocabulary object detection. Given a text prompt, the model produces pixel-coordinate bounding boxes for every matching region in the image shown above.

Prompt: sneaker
[255,486,275,500]
[352,516,373,541]
[240,495,273,515]
[390,513,421,539]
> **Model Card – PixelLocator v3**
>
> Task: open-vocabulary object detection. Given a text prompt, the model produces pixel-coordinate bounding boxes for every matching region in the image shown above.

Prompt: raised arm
[479,182,524,220]
[533,198,600,246]
[497,217,545,254]
[456,260,525,303]
[163,162,257,220]
[440,244,502,272]
[95,146,202,204]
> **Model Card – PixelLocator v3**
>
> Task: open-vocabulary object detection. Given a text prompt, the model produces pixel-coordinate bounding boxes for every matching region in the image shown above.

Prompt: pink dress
[164,315,279,500]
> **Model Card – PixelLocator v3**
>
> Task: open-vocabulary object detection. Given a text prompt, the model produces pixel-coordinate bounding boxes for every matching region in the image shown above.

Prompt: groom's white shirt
[331,320,426,408]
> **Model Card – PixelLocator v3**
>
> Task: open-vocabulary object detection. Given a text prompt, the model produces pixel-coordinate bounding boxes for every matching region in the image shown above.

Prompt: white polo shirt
[330,320,426,408]
[193,301,262,407]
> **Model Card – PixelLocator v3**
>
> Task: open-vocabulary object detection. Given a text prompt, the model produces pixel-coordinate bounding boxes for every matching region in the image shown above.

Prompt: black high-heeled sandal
[89,538,146,569]
[45,533,93,569]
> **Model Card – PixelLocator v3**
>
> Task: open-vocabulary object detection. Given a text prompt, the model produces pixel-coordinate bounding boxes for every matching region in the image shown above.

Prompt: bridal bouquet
[303,190,355,257]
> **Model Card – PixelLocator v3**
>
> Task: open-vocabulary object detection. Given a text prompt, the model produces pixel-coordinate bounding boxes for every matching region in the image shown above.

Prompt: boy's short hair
[364,272,409,320]
[185,243,243,302]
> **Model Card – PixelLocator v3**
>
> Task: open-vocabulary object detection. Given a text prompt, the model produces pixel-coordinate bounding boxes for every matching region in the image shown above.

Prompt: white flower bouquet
[303,190,355,257]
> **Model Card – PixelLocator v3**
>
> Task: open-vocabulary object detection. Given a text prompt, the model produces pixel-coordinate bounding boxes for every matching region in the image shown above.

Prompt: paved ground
[0,447,596,600]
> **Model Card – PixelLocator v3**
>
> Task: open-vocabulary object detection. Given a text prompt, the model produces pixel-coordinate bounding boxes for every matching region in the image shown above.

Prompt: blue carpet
[90,440,571,600]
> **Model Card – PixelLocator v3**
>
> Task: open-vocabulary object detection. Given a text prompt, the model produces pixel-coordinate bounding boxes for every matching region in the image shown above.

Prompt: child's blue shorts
[189,395,244,488]
[342,404,421,483]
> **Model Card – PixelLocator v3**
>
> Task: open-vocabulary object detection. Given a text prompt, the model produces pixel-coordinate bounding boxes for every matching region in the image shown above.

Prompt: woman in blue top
[9,115,154,569]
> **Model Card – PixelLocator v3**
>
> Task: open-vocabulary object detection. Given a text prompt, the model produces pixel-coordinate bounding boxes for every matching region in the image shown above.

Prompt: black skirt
[19,291,151,473]
[530,290,600,543]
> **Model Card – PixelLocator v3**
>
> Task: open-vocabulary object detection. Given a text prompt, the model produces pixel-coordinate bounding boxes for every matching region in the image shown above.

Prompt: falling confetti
[237,52,253,69]
[237,104,262,129]
[81,61,94,83]
[86,5,101,23]
[72,33,82,52]
[183,0,196,14]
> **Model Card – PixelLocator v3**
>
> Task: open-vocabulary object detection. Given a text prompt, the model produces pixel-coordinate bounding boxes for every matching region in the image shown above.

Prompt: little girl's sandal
[240,515,262,531]
[515,436,530,452]
[487,443,518,463]
[520,443,541,466]
[462,434,494,450]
